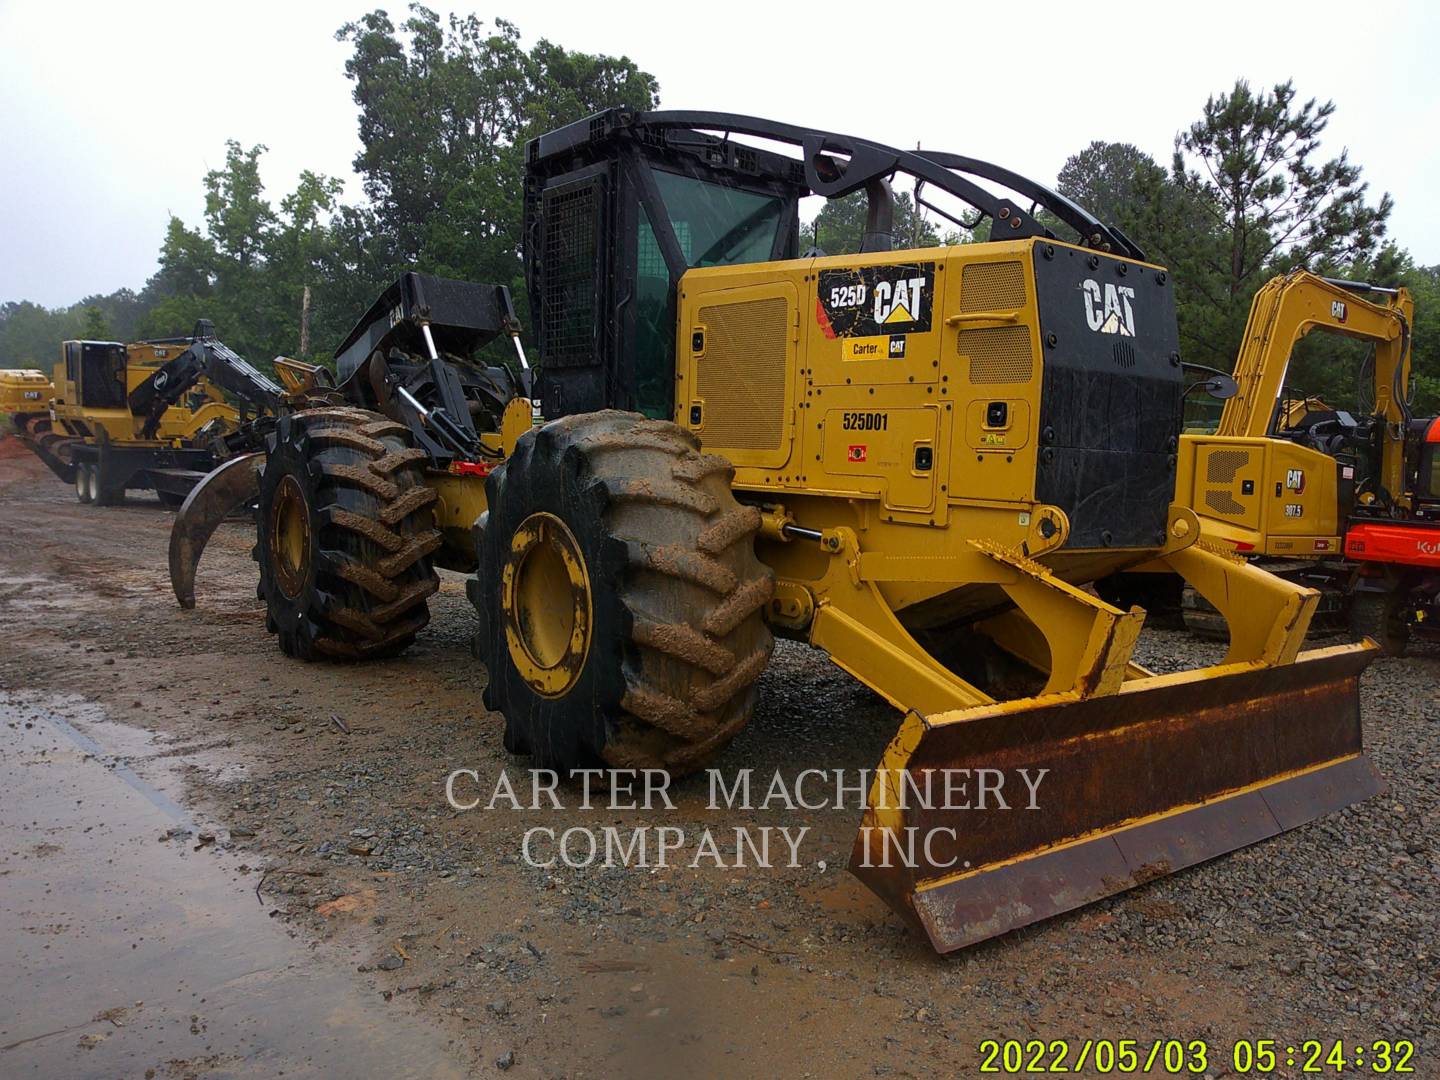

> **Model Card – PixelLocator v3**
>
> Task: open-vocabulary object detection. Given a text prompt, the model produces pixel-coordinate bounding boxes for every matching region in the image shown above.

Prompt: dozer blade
[169,452,263,609]
[850,644,1382,953]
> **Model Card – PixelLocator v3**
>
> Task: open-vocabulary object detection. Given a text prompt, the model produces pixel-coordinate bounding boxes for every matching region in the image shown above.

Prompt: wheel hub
[502,512,593,698]
[270,474,311,600]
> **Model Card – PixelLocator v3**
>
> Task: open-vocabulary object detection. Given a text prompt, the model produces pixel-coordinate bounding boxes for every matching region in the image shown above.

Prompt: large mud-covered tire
[256,407,441,660]
[1347,587,1409,657]
[473,411,774,774]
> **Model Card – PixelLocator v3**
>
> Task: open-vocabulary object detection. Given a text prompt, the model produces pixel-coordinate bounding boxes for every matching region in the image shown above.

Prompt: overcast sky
[3,0,1438,308]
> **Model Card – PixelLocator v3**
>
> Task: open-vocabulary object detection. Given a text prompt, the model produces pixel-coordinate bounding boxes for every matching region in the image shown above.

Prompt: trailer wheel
[473,411,774,775]
[255,408,441,661]
[75,464,93,504]
[1348,587,1409,657]
[92,460,124,506]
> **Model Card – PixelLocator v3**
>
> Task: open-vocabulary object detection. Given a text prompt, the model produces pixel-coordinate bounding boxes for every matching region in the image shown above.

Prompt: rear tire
[473,411,774,775]
[256,408,441,660]
[1348,587,1409,657]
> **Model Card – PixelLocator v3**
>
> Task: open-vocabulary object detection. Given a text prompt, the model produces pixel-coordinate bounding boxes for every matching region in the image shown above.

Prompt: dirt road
[1,444,1435,1077]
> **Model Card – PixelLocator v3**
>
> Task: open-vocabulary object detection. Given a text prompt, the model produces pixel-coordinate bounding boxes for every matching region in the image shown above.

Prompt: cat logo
[1331,300,1347,323]
[874,277,926,325]
[1081,279,1136,336]
[1285,468,1305,493]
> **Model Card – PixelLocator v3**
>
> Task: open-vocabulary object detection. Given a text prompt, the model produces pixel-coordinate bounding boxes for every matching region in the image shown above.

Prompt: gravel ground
[1,448,1436,1076]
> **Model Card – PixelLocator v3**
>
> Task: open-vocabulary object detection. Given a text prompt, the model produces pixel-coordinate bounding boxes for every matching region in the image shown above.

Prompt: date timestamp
[977,1038,1416,1074]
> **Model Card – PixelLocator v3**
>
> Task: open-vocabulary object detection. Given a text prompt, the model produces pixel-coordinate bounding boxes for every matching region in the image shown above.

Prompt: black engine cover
[1031,244,1182,550]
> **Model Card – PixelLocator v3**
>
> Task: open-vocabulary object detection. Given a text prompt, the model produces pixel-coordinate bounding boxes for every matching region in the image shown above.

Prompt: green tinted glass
[630,171,785,419]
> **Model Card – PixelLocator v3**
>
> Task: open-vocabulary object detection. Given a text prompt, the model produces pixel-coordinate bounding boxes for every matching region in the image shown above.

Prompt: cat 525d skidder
[172,111,1382,953]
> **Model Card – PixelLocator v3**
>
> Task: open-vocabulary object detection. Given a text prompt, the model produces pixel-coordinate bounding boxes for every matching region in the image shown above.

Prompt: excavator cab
[63,340,128,410]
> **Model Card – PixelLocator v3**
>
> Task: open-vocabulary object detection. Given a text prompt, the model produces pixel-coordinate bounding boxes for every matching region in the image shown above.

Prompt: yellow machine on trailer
[172,111,1381,953]
[38,324,291,505]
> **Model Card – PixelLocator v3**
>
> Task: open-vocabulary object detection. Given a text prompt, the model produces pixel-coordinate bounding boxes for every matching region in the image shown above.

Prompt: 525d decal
[817,263,935,338]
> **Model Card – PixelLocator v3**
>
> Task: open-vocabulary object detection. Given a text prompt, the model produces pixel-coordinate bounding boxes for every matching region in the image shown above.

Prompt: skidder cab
[173,110,1382,953]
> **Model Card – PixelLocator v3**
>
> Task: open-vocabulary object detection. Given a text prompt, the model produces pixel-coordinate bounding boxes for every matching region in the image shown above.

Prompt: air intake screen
[960,261,1026,311]
[540,176,603,367]
[1206,449,1250,483]
[697,297,788,450]
[958,325,1034,384]
[1204,449,1251,517]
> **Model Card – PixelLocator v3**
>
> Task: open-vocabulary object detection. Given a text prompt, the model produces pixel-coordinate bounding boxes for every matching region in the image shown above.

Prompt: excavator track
[13,414,79,484]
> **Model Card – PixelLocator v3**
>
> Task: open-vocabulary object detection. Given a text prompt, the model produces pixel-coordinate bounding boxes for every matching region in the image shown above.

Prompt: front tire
[474,411,774,775]
[256,408,441,660]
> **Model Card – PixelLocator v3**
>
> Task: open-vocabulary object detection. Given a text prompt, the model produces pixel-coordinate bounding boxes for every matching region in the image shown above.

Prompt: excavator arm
[128,320,287,439]
[1218,271,1414,505]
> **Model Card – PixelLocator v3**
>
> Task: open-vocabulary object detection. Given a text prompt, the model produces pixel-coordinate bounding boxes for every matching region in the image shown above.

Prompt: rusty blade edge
[900,755,1383,954]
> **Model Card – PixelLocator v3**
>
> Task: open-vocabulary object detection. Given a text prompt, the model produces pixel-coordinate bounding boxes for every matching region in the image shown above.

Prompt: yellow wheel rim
[271,474,311,599]
[502,512,593,698]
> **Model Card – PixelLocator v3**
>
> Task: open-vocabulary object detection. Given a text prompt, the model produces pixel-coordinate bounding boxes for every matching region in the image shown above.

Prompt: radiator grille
[958,325,1034,384]
[960,261,1026,311]
[696,297,788,450]
[540,178,601,366]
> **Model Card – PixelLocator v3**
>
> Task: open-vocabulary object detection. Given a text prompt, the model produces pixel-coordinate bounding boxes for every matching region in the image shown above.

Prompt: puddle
[0,693,467,1079]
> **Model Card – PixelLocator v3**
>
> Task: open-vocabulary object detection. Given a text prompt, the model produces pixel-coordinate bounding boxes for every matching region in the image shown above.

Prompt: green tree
[1057,141,1168,233]
[78,305,112,340]
[801,190,943,255]
[1169,79,1392,364]
[0,301,75,368]
[336,6,658,297]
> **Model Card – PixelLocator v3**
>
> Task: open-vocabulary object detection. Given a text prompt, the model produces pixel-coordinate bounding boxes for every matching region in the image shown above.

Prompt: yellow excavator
[170,111,1382,953]
[1105,271,1416,640]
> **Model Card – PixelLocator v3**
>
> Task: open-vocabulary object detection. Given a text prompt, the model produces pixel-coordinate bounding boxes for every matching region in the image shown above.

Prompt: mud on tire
[256,407,441,660]
[473,411,774,775]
